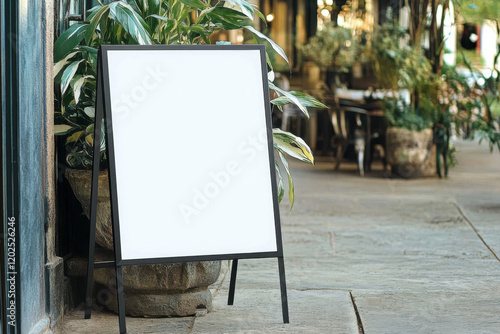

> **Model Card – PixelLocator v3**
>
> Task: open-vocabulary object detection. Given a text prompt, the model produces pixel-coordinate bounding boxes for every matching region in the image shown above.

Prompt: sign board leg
[84,215,97,319]
[278,256,289,323]
[228,259,238,305]
[116,266,127,333]
[85,66,104,319]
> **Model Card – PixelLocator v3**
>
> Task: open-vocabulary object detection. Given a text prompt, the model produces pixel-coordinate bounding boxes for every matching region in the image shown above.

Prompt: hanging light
[266,13,275,22]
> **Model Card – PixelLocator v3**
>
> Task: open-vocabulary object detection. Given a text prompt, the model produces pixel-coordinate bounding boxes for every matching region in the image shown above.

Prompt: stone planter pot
[385,127,436,178]
[302,61,321,89]
[65,169,221,316]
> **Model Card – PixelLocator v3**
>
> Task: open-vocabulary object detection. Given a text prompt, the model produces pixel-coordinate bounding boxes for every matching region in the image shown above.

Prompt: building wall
[2,0,60,332]
[17,0,50,332]
[481,21,499,71]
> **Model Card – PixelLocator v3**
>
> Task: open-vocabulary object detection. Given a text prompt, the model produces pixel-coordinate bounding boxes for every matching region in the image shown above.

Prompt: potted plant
[369,21,440,177]
[301,23,358,90]
[383,98,436,177]
[54,0,323,316]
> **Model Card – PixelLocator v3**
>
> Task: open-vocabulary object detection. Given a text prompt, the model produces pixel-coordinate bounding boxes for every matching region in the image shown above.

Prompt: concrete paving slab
[282,230,335,258]
[283,257,500,292]
[455,198,500,259]
[218,251,500,294]
[192,289,358,334]
[56,140,500,333]
[56,311,194,334]
[353,290,500,334]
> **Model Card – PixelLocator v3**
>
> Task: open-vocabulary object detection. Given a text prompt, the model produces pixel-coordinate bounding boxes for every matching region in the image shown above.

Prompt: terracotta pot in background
[302,61,321,90]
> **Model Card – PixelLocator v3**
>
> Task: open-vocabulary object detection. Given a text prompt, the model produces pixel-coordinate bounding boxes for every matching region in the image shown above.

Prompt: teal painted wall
[2,0,52,332]
[17,0,48,332]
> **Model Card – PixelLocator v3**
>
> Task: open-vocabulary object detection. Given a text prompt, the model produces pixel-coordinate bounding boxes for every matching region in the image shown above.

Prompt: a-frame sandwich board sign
[85,44,289,334]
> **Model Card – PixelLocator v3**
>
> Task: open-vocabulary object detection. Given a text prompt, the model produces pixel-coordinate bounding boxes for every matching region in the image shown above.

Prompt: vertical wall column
[2,0,60,332]
[43,0,65,329]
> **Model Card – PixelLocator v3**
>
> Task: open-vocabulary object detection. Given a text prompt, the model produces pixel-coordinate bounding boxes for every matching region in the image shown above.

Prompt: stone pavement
[56,140,500,333]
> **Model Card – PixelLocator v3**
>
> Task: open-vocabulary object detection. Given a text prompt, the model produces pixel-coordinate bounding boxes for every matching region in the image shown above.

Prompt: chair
[330,105,369,176]
[281,104,307,138]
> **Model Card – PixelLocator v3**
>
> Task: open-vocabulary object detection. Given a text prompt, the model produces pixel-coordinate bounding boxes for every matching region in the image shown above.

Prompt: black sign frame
[84,45,289,334]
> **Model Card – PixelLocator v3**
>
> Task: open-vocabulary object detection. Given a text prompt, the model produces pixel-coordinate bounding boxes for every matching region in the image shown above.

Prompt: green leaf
[150,14,176,37]
[223,0,254,20]
[54,51,78,79]
[277,150,294,209]
[180,23,208,34]
[197,6,216,22]
[66,130,84,144]
[266,52,273,72]
[71,75,90,104]
[66,152,81,167]
[86,5,101,18]
[244,25,289,65]
[179,24,211,43]
[54,24,88,62]
[205,7,253,30]
[254,8,266,22]
[85,6,110,44]
[109,2,152,45]
[273,128,314,164]
[179,0,207,9]
[268,69,275,82]
[268,82,309,118]
[149,13,171,23]
[85,123,94,134]
[78,45,98,55]
[148,0,162,15]
[54,124,74,135]
[84,107,95,118]
[275,162,285,203]
[271,91,328,109]
[79,46,98,67]
[132,0,148,14]
[85,134,94,147]
[61,60,84,96]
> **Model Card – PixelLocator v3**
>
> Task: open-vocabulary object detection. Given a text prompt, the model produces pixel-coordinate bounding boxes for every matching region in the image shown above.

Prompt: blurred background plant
[369,19,435,102]
[457,0,500,154]
[383,99,433,132]
[461,56,500,153]
[368,19,438,133]
[302,23,358,72]
[368,14,462,176]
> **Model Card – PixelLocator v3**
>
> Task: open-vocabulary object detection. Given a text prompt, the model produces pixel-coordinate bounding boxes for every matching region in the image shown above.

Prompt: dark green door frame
[1,0,21,332]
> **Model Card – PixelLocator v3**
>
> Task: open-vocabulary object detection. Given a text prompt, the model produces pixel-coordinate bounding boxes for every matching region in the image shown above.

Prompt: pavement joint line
[187,316,195,334]
[453,201,500,262]
[349,291,365,334]
[328,231,336,254]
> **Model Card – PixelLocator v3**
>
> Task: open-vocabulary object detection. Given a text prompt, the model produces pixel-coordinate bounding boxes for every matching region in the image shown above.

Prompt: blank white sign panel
[104,47,278,261]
